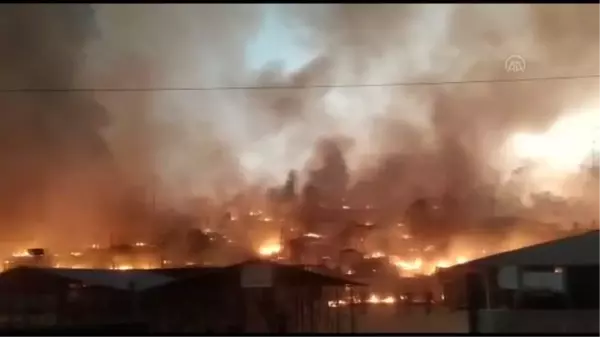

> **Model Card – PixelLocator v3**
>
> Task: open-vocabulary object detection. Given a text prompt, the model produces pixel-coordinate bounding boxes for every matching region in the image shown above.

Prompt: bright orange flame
[391,257,423,271]
[367,294,381,304]
[113,264,133,271]
[304,232,322,239]
[455,256,468,264]
[365,251,386,259]
[11,250,31,258]
[258,241,282,257]
[390,254,471,276]
[328,294,396,308]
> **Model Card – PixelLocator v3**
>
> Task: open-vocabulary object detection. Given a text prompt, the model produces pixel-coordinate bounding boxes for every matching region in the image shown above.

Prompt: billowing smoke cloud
[0,4,126,250]
[87,4,598,242]
[291,4,599,240]
[1,4,596,255]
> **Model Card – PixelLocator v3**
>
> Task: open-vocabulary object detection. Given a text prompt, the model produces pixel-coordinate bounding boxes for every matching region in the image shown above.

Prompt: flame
[455,256,468,264]
[258,240,282,257]
[113,264,133,271]
[11,250,31,258]
[391,257,423,271]
[134,242,146,247]
[367,295,396,305]
[367,294,381,304]
[388,254,471,276]
[328,294,396,308]
[304,232,322,239]
[365,251,386,259]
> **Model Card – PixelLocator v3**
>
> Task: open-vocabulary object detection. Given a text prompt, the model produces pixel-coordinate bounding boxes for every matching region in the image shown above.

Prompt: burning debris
[0,6,596,301]
[258,240,283,258]
[327,294,397,308]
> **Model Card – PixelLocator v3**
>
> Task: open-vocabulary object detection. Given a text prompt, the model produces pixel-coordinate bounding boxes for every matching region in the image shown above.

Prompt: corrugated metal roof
[230,260,365,286]
[459,230,599,268]
[151,267,222,279]
[32,268,174,291]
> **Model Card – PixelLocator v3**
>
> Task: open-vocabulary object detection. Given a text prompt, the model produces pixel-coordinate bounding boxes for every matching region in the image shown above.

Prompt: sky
[246,5,316,74]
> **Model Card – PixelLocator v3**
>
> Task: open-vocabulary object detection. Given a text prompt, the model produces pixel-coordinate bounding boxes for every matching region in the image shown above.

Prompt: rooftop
[446,230,599,271]
[4,267,174,291]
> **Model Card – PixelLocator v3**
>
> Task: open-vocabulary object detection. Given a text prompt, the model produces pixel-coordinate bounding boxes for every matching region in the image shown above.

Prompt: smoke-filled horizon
[0,4,598,250]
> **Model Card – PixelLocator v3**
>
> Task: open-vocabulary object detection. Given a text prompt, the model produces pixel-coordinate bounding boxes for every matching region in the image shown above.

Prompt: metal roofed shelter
[457,229,598,267]
[437,230,599,334]
[0,266,175,329]
[38,268,173,291]
[150,266,222,280]
[141,259,365,333]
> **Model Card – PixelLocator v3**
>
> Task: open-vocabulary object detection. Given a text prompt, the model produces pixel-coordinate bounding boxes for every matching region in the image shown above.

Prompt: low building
[141,260,363,333]
[0,260,361,333]
[0,267,171,329]
[438,230,599,334]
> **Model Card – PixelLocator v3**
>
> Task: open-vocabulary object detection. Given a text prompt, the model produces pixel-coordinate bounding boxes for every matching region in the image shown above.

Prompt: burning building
[3,249,53,271]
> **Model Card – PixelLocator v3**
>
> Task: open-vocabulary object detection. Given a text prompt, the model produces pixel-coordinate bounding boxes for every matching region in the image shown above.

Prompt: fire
[365,251,386,259]
[258,241,282,257]
[388,255,471,276]
[434,260,452,269]
[366,294,396,304]
[12,250,31,258]
[304,232,323,239]
[390,257,423,271]
[327,294,397,308]
[455,256,468,264]
[112,264,133,271]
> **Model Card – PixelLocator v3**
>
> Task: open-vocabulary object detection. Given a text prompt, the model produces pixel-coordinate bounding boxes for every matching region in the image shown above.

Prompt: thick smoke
[0,4,125,250]
[1,4,596,255]
[87,4,598,245]
[292,4,599,241]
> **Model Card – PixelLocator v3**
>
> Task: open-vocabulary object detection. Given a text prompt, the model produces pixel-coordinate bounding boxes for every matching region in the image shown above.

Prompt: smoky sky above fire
[0,4,598,247]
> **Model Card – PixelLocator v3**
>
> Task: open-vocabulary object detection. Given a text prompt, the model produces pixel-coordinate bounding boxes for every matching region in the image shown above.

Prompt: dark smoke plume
[0,4,146,250]
[288,4,599,243]
[2,4,595,258]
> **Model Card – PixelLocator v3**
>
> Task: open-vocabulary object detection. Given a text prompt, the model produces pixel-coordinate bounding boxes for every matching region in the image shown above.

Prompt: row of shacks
[437,229,599,334]
[0,260,365,333]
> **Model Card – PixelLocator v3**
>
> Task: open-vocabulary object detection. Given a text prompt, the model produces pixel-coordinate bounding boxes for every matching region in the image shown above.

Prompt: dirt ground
[336,306,469,333]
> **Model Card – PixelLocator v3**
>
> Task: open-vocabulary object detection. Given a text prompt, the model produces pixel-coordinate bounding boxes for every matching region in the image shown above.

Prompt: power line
[0,74,597,93]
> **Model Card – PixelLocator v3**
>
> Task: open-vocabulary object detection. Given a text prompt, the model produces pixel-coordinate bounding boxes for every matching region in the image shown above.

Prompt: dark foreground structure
[438,230,599,334]
[0,260,362,333]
